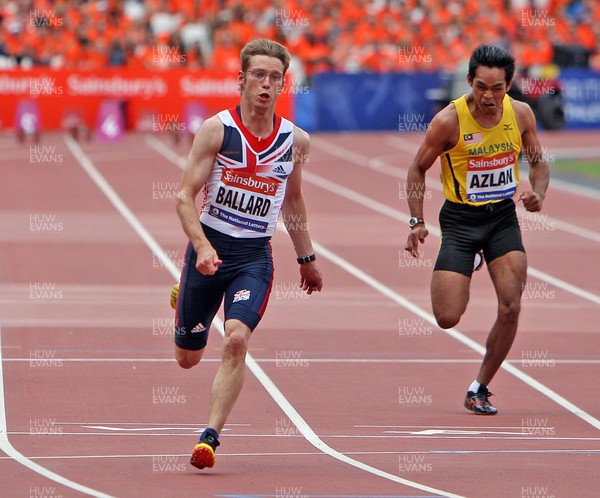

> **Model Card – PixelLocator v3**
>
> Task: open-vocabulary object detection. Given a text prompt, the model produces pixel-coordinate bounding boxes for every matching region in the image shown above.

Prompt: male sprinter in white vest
[174,38,323,468]
[404,45,549,414]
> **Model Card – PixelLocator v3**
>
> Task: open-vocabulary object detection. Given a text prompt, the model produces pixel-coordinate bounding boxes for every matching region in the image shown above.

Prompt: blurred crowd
[1,0,599,81]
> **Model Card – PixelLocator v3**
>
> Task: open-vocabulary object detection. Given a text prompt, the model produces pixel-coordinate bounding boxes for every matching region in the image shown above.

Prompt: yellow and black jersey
[440,94,522,205]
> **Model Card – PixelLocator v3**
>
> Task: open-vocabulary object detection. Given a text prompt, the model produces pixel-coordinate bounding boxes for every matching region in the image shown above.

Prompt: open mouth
[258,92,271,102]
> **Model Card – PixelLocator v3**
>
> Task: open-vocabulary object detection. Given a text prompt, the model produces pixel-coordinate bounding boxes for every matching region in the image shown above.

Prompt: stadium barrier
[560,69,600,130]
[309,70,600,132]
[0,69,294,134]
[312,72,443,132]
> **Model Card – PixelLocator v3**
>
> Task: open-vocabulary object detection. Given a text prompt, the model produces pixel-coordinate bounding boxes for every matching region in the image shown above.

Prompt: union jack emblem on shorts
[233,289,251,303]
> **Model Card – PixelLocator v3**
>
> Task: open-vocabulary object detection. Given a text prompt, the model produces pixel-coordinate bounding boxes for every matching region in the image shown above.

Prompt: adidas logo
[191,323,206,333]
[273,165,287,174]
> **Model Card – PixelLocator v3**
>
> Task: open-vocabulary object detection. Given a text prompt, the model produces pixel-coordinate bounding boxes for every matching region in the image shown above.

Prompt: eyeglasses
[246,69,284,84]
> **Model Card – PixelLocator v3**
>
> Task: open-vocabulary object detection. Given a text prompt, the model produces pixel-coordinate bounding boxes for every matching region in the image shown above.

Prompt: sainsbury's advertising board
[0,69,294,133]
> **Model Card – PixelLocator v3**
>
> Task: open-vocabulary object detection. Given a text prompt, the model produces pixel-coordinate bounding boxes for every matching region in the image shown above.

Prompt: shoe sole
[190,442,215,469]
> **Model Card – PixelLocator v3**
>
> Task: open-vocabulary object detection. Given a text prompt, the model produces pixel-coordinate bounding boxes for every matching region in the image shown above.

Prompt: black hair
[468,44,515,84]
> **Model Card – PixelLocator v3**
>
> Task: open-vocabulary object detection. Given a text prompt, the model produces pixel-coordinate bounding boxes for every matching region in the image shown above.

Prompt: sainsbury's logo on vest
[222,168,279,195]
[467,150,516,170]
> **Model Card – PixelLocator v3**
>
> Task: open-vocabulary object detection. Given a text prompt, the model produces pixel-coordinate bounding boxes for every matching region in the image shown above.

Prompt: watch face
[409,217,422,228]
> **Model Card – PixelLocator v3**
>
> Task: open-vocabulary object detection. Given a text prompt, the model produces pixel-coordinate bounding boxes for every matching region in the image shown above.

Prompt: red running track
[0,129,599,497]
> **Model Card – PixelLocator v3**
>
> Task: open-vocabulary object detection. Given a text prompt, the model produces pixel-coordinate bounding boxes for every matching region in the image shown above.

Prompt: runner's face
[239,55,285,108]
[468,66,511,116]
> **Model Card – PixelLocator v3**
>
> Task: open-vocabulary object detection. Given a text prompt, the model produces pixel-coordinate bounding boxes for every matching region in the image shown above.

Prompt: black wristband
[297,254,316,264]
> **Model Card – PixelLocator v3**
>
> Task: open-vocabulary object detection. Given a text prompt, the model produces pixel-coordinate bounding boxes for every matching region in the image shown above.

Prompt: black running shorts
[434,199,525,277]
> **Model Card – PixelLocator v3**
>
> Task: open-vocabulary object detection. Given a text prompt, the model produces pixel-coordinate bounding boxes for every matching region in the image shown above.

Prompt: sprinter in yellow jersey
[405,45,549,415]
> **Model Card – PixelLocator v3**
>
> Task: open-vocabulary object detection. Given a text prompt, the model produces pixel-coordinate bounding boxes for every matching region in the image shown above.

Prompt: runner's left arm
[281,126,323,294]
[517,101,550,212]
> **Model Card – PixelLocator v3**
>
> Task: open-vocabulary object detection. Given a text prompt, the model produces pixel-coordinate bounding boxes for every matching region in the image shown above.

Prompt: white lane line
[64,136,181,280]
[5,358,600,365]
[71,134,465,498]
[0,325,113,498]
[544,176,600,200]
[302,169,600,307]
[0,448,597,461]
[9,430,600,441]
[146,135,186,169]
[356,424,584,429]
[148,135,600,432]
[54,422,249,427]
[526,266,600,305]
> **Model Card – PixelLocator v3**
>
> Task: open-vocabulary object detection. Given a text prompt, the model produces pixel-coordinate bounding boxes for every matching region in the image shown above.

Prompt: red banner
[0,69,294,132]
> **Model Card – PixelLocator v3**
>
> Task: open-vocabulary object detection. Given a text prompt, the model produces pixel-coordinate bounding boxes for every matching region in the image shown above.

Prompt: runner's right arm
[405,106,457,257]
[176,117,224,275]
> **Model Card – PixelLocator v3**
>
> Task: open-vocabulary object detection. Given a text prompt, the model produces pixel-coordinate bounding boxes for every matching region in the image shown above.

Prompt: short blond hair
[240,38,290,74]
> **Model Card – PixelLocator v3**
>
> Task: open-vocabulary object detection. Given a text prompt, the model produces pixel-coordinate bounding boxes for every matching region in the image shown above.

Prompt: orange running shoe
[190,442,215,469]
[190,434,220,469]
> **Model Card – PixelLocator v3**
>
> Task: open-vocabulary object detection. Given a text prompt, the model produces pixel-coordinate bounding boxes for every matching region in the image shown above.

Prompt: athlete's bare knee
[497,300,521,325]
[177,357,198,369]
[432,301,463,329]
[175,348,203,369]
[222,332,248,364]
[222,319,251,364]
[224,332,247,357]
[434,311,461,330]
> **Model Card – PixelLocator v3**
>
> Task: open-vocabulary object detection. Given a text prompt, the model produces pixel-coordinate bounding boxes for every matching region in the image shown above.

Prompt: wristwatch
[408,217,424,228]
[297,254,316,264]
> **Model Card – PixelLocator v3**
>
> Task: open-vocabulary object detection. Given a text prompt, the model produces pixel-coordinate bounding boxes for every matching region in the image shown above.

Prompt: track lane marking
[5,358,600,365]
[0,448,596,462]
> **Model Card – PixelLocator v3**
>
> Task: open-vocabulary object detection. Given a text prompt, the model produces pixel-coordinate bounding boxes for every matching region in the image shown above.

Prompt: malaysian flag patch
[463,132,483,145]
[233,289,251,303]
